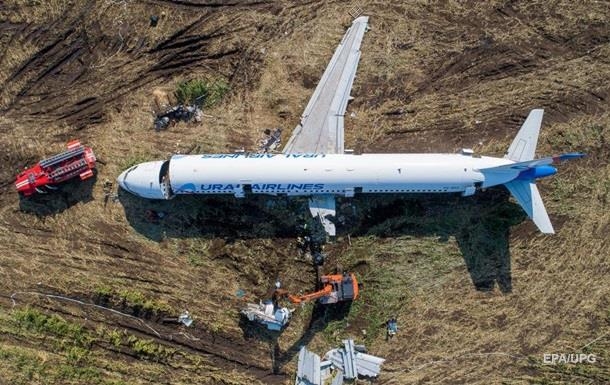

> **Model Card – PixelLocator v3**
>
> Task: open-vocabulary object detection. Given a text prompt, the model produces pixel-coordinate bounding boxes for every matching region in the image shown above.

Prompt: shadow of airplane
[347,187,524,293]
[117,189,312,242]
[18,171,97,217]
[119,187,524,293]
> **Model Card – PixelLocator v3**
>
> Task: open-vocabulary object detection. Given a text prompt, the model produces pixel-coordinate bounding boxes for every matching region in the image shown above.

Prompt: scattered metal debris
[295,339,385,385]
[312,251,325,266]
[161,310,194,327]
[347,2,363,19]
[297,235,326,266]
[296,346,322,385]
[178,310,193,327]
[150,15,159,27]
[241,300,293,331]
[154,102,203,131]
[324,339,384,380]
[103,179,114,206]
[258,128,282,152]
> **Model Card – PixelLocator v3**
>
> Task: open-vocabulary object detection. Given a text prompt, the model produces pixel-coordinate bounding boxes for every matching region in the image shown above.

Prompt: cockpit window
[159,161,170,184]
[122,165,138,181]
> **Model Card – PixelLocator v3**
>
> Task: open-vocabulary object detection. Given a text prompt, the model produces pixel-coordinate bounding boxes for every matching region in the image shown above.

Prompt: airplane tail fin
[505,109,544,161]
[490,108,585,234]
[487,152,585,234]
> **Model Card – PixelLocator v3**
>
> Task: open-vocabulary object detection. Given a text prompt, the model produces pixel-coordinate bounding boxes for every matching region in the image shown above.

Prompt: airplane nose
[115,161,168,199]
[117,170,128,191]
[117,166,139,195]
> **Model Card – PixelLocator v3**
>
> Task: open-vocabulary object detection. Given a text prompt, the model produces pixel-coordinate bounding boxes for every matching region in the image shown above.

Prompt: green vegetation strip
[0,307,193,384]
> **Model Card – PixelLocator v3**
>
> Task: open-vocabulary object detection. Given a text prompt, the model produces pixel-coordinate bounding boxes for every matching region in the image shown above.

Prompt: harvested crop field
[0,1,608,384]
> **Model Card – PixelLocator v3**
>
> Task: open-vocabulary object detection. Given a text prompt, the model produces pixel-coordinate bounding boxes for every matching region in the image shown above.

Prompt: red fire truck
[15,140,96,197]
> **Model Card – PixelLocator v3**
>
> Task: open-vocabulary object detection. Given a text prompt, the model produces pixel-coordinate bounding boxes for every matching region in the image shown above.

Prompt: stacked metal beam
[323,339,385,380]
[295,339,385,385]
[295,346,321,385]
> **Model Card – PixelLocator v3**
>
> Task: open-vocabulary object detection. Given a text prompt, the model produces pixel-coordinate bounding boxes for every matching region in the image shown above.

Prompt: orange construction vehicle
[277,272,359,305]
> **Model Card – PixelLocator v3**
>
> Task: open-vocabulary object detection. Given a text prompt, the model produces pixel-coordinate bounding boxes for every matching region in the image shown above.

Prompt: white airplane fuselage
[117,153,519,200]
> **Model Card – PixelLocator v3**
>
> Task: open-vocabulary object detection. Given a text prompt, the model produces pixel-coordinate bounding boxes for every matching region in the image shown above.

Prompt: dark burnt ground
[0,1,268,130]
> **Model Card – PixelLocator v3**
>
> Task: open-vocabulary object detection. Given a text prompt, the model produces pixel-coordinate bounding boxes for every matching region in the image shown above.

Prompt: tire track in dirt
[1,294,284,383]
[0,1,328,130]
[0,200,286,380]
[355,1,610,154]
[0,2,277,130]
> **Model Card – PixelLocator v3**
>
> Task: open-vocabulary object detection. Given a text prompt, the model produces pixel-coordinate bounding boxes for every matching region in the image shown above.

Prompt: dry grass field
[0,1,608,384]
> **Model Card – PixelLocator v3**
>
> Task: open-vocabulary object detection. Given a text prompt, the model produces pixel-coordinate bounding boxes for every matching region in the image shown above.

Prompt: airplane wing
[283,16,369,238]
[283,16,369,155]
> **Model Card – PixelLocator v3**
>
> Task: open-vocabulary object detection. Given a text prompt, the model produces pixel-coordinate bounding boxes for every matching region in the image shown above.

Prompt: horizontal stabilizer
[504,180,554,234]
[480,152,585,173]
